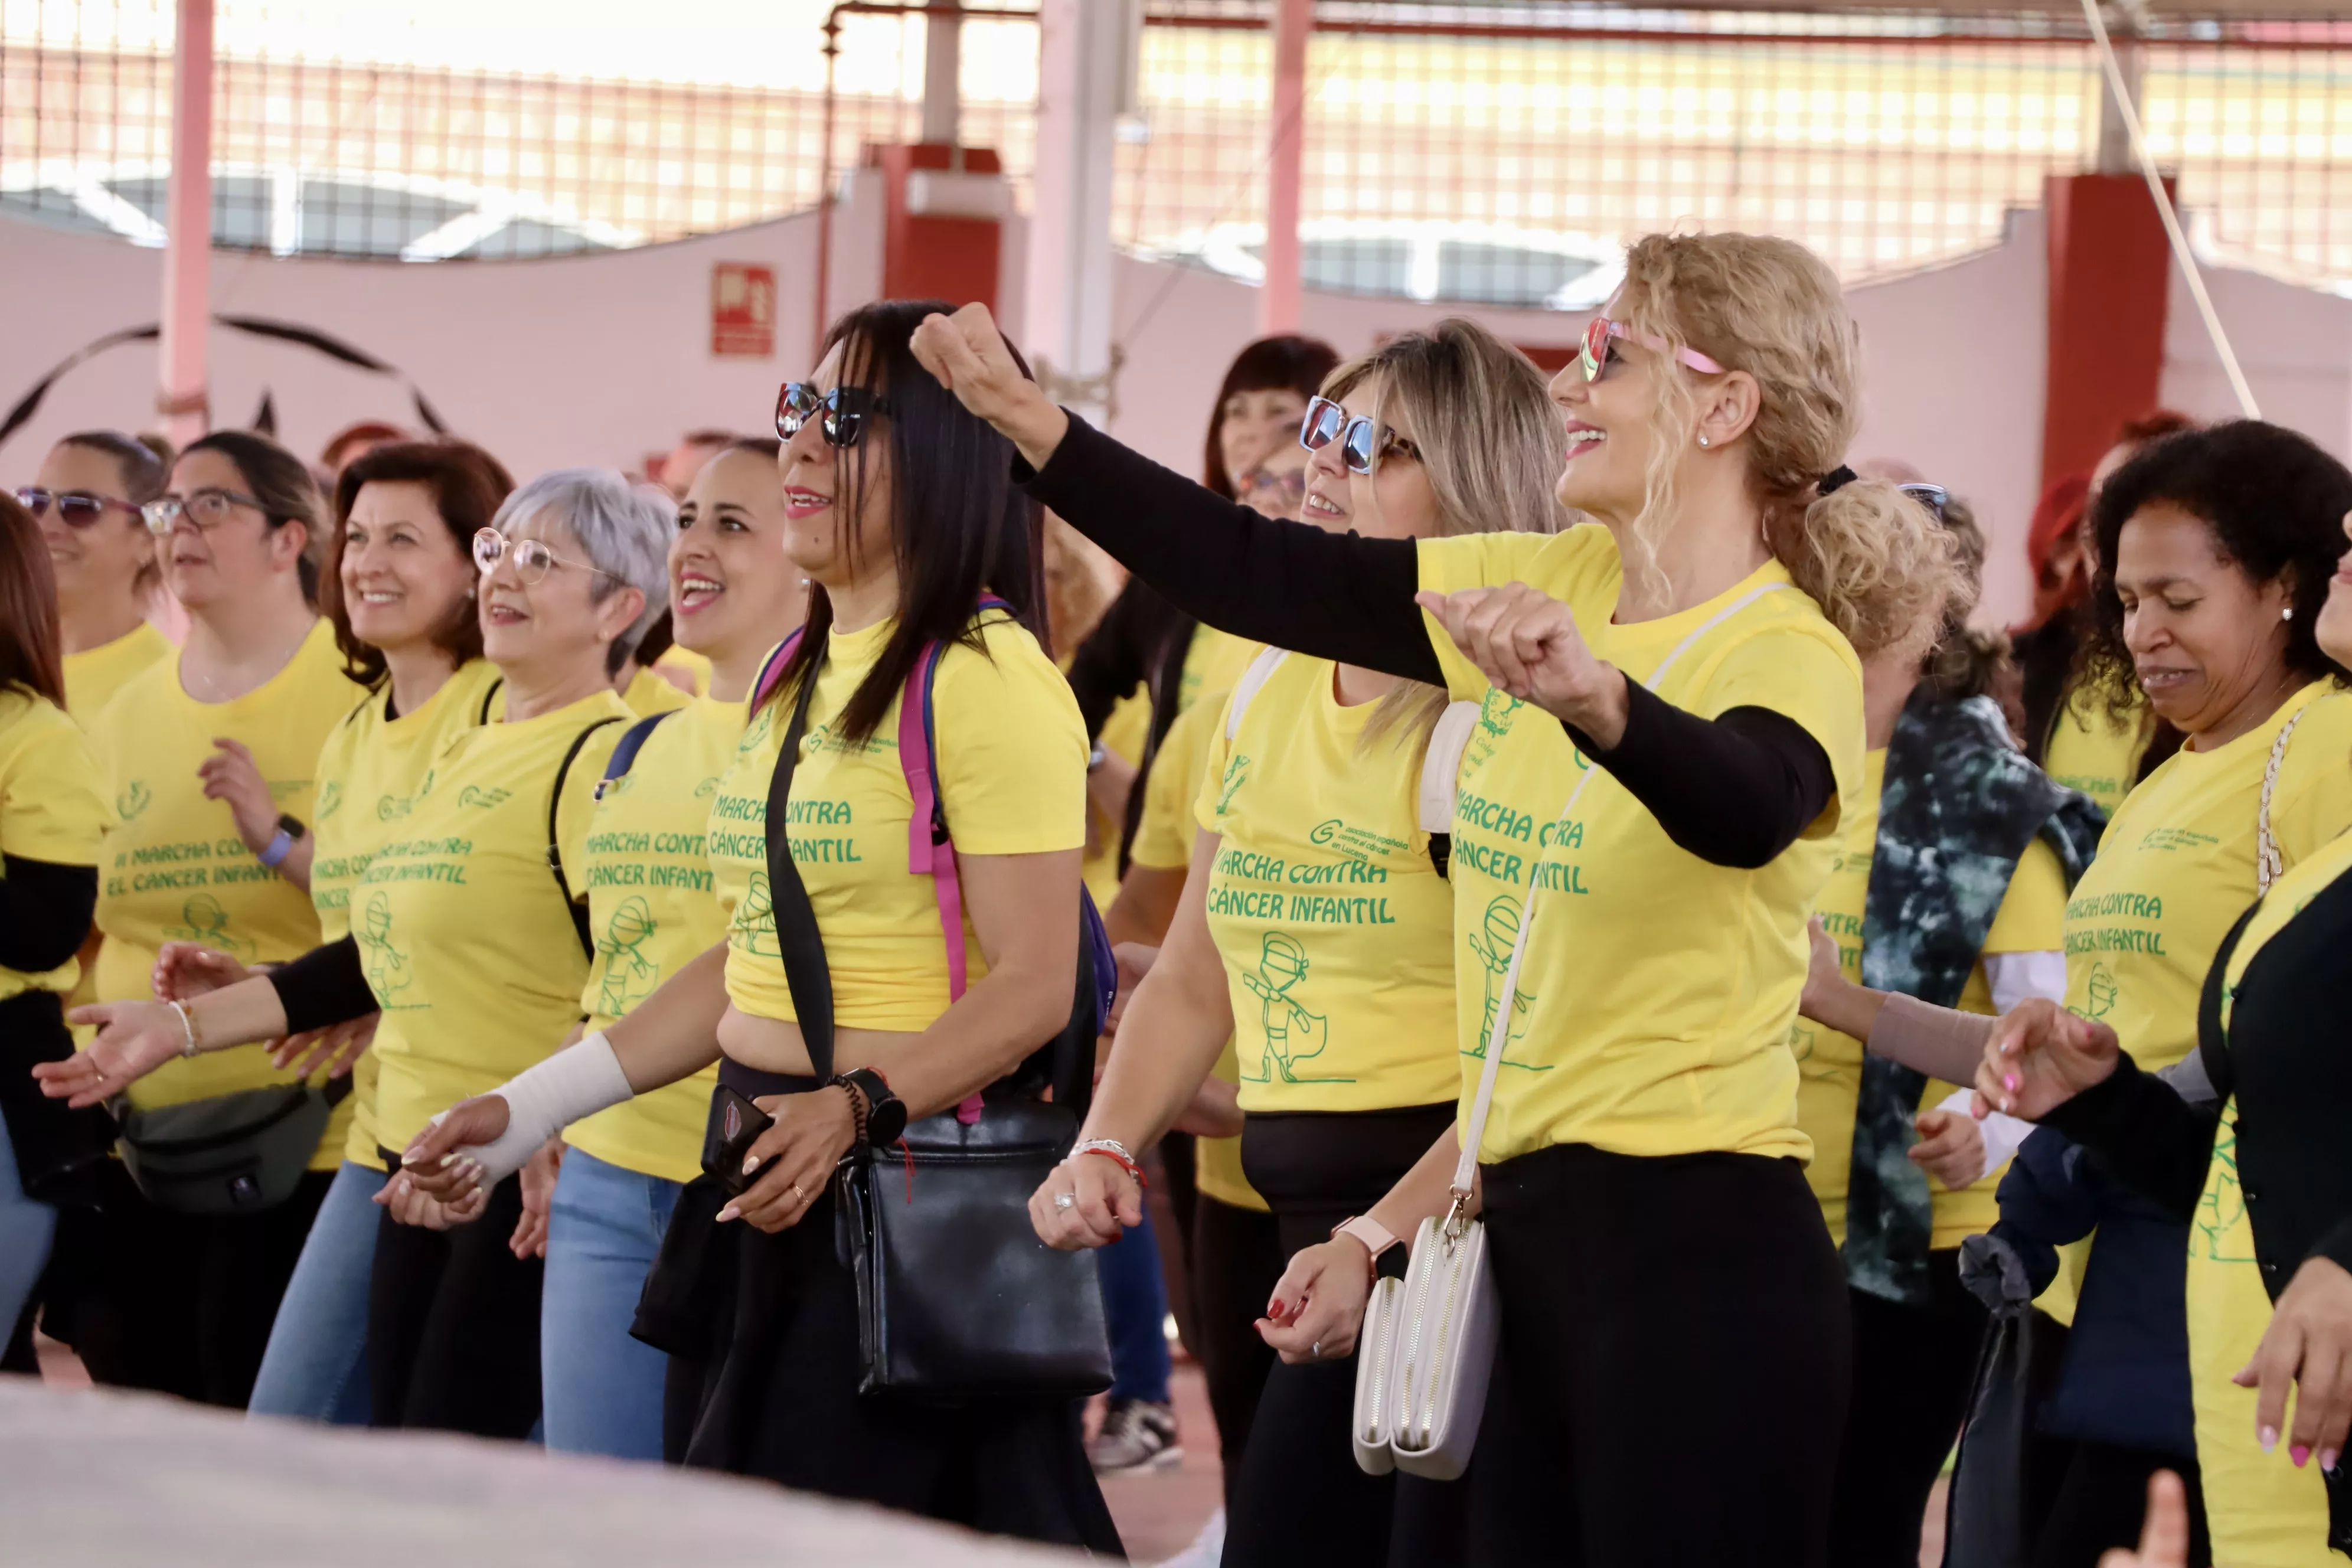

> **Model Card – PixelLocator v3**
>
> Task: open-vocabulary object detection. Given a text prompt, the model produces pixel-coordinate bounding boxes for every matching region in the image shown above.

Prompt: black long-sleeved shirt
[2046,868,2352,1297]
[1022,415,1835,870]
[268,935,374,1034]
[0,855,96,974]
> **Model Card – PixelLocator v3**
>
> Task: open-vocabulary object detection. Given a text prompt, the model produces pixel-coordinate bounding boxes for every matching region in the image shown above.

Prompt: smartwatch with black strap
[833,1067,907,1146]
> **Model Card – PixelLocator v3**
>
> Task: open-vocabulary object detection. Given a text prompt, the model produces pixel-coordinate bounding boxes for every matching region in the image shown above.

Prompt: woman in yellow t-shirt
[141,439,515,1427]
[914,233,1959,1559]
[19,430,173,718]
[1787,501,2093,1562]
[1034,322,1566,1565]
[390,303,1117,1550]
[541,437,805,1461]
[0,493,113,1340]
[54,467,668,1438]
[63,431,361,1409]
[1961,422,2352,1564]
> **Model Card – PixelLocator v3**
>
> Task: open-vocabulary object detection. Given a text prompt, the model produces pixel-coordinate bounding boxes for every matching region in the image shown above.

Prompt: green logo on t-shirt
[1239,933,1349,1086]
[358,891,416,1007]
[596,895,659,1016]
[1217,753,1250,814]
[162,891,253,959]
[316,781,344,820]
[1462,894,1549,1072]
[117,780,151,822]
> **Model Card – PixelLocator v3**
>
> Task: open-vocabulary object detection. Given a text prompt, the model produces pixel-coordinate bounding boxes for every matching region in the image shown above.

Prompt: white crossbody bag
[1351,582,1792,1481]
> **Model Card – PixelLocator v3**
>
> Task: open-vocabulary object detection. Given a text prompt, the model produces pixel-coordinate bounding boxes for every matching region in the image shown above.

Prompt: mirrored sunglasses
[775,382,894,447]
[1298,396,1420,475]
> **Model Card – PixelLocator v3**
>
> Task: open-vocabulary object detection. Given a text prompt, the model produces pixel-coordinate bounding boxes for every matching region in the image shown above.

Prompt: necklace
[183,620,312,704]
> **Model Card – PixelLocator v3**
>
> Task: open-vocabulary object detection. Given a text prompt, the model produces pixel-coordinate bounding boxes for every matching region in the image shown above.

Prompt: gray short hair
[494,468,672,674]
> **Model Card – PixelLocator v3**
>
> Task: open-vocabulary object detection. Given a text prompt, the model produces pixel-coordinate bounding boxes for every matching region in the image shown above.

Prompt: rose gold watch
[1331,1214,1400,1279]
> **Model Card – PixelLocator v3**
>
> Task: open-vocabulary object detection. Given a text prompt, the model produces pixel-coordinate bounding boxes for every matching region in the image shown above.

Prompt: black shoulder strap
[596,710,677,799]
[763,665,837,1079]
[549,716,624,956]
[2194,899,2259,1102]
[477,677,505,724]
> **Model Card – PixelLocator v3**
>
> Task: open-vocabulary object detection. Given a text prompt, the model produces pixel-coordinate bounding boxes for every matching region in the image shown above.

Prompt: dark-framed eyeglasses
[1299,396,1421,475]
[141,488,267,535]
[472,526,621,587]
[1897,483,1952,524]
[775,382,893,447]
[14,486,145,530]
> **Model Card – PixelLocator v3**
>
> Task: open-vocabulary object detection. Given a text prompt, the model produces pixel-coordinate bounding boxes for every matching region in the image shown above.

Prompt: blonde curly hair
[1612,232,1959,662]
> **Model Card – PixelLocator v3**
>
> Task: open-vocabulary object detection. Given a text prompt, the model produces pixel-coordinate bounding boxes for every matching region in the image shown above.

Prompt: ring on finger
[1054,1191,1076,1211]
[1310,1340,1322,1360]
[790,1181,807,1204]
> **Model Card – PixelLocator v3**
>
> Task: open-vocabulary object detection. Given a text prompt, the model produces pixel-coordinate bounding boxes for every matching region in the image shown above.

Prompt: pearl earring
[2283,606,2294,622]
[1697,435,1711,448]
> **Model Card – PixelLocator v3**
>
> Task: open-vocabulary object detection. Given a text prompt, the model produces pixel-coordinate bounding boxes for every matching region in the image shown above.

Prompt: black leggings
[1224,1104,1468,1568]
[367,1157,542,1436]
[2031,1442,2211,1568]
[1830,1249,1990,1567]
[1468,1142,1851,1567]
[73,1158,331,1409]
[1189,1188,1283,1498]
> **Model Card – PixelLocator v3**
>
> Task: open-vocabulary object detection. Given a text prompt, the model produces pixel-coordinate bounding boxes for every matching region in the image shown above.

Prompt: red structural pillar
[1259,0,1311,335]
[869,144,1004,315]
[2040,172,2173,491]
[159,0,214,446]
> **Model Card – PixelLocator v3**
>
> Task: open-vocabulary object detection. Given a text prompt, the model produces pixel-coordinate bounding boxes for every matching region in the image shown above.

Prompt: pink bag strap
[897,628,982,1125]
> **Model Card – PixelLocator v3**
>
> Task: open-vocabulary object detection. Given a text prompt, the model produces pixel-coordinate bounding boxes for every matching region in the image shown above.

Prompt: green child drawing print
[357,892,415,1006]
[116,780,152,822]
[1239,932,1348,1084]
[2195,1115,2257,1263]
[597,896,660,1016]
[1216,753,1250,815]
[162,892,253,959]
[2080,959,2119,1021]
[1463,894,1547,1070]
[734,871,783,958]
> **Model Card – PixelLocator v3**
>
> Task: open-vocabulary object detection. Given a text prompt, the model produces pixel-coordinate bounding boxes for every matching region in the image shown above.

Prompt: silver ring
[790,1181,806,1204]
[1054,1191,1076,1211]
[1310,1340,1322,1359]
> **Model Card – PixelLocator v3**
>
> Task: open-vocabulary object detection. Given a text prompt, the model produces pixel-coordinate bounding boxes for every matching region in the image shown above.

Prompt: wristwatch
[834,1067,907,1146]
[1332,1214,1401,1278]
[1087,740,1109,772]
[258,813,308,869]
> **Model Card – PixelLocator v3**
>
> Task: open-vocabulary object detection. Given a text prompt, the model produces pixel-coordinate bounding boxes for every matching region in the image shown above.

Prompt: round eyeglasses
[141,488,268,535]
[775,382,893,447]
[472,526,621,586]
[14,486,145,530]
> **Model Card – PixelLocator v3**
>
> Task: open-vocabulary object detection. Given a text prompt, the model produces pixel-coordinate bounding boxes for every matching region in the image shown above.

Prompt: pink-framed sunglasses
[1578,316,1727,383]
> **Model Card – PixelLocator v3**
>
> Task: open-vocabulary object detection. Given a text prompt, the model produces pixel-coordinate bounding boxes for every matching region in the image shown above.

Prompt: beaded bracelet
[1072,1137,1148,1189]
[166,999,202,1059]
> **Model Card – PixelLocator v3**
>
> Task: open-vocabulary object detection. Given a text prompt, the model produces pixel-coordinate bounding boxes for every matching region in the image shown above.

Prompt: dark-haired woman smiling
[398,302,1115,1549]
[0,491,112,1345]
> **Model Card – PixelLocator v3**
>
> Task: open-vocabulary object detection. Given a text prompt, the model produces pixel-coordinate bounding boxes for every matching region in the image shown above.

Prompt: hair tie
[1818,465,1858,496]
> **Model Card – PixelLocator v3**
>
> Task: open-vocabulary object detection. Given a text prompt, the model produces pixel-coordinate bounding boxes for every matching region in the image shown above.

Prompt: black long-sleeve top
[0,855,97,975]
[2046,867,2352,1298]
[1022,415,1836,870]
[267,935,375,1034]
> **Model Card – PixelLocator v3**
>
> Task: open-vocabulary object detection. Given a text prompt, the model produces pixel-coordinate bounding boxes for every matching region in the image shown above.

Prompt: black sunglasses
[775,383,894,448]
[1299,396,1419,476]
[1897,483,1951,524]
[14,486,143,529]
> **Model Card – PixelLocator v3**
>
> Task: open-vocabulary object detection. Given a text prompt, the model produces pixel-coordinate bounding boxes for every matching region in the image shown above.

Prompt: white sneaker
[1087,1397,1181,1472]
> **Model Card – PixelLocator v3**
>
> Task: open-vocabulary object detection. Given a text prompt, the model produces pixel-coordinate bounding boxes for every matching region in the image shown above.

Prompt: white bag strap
[1448,583,1793,1201]
[1225,646,1289,741]
[2255,704,2308,897]
[1419,701,1481,837]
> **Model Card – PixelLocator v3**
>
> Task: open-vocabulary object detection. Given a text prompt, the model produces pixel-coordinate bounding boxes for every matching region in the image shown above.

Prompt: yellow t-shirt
[655,646,713,697]
[567,695,741,1185]
[360,691,631,1151]
[1792,749,2067,1247]
[623,666,693,718]
[2044,684,2154,818]
[0,687,109,1002]
[1129,698,1221,874]
[1080,690,1150,907]
[311,659,504,1168]
[63,620,172,720]
[1177,623,1259,720]
[1419,530,1866,1165]
[2061,681,2352,1077]
[1194,654,1458,1114]
[87,619,367,1167]
[708,613,1087,1031]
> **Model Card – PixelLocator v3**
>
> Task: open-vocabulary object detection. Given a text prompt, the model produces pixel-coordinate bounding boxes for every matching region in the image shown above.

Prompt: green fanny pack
[112,1077,349,1216]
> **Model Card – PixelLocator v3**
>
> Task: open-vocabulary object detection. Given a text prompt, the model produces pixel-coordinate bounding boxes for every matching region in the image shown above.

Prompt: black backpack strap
[549,716,624,956]
[477,677,505,724]
[763,664,836,1079]
[595,711,677,800]
[2194,899,2259,1103]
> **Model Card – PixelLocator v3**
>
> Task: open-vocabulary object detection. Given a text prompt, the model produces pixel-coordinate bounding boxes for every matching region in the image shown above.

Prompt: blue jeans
[542,1147,681,1460]
[247,1159,383,1425]
[1099,1201,1172,1404]
[0,1112,57,1338]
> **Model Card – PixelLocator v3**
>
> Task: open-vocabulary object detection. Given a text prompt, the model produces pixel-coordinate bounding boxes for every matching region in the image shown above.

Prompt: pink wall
[5,203,2344,631]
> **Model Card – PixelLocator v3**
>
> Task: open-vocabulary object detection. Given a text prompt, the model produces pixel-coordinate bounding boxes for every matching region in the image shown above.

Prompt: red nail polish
[1268,1299,1286,1318]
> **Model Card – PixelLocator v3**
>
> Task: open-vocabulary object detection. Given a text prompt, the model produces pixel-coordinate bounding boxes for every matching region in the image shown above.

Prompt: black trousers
[2031,1441,2211,1568]
[1190,1190,1283,1498]
[367,1159,542,1436]
[1223,1103,1468,1568]
[1830,1249,1991,1567]
[73,1158,332,1409]
[1468,1142,1851,1567]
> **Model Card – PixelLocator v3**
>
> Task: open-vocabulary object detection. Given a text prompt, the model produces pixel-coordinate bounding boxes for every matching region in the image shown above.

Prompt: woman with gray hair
[53,466,670,1437]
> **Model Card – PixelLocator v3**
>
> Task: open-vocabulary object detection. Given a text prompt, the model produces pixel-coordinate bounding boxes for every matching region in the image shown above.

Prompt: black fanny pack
[113,1075,348,1216]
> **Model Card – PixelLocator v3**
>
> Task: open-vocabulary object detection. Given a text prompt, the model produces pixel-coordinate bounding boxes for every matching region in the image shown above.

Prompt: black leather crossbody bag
[762,648,1111,1401]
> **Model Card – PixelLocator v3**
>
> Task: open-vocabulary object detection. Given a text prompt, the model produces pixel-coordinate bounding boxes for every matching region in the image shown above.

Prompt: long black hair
[763,299,1048,746]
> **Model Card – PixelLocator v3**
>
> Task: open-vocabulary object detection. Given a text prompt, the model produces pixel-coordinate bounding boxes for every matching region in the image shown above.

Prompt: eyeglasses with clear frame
[141,488,269,535]
[472,526,622,586]
[14,486,145,530]
[1298,396,1422,475]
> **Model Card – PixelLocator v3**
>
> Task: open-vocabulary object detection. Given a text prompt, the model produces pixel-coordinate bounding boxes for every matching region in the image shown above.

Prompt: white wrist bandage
[449,1031,633,1187]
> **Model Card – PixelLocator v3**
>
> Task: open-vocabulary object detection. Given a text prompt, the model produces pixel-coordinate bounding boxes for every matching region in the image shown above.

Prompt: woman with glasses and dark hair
[0,491,112,1356]
[909,229,1960,1562]
[58,430,364,1408]
[18,430,172,717]
[145,439,515,1426]
[1033,319,1567,1567]
[386,302,1116,1549]
[50,467,669,1438]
